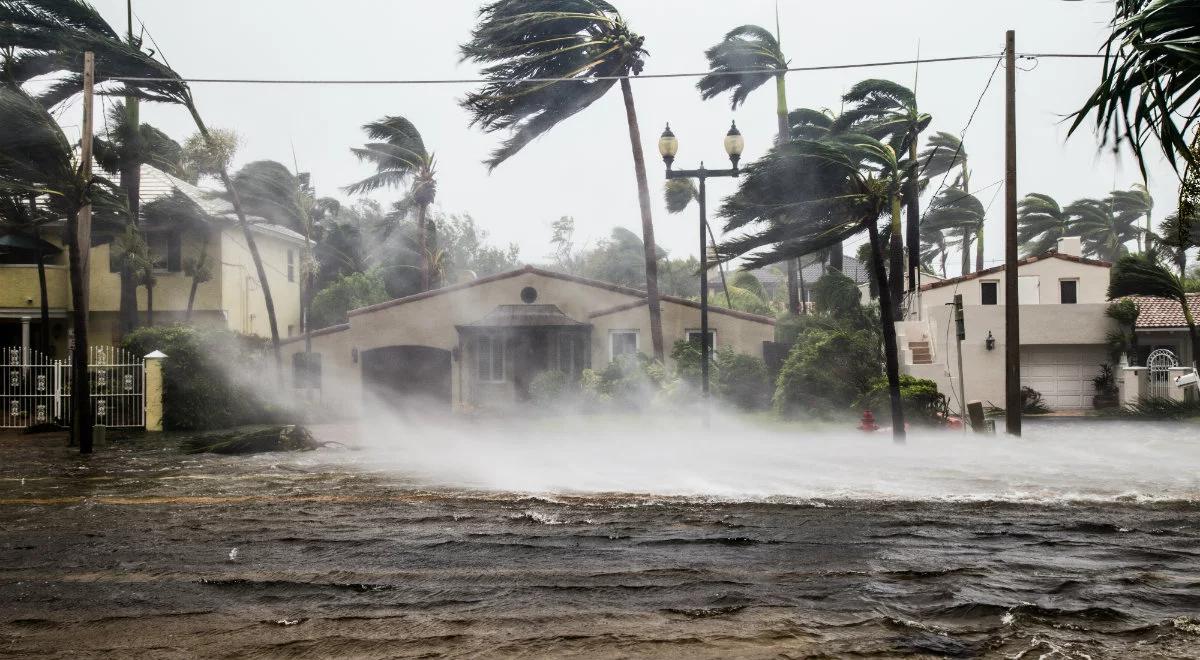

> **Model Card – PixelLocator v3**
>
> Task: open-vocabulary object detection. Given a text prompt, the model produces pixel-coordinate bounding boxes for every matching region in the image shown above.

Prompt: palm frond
[696,24,783,109]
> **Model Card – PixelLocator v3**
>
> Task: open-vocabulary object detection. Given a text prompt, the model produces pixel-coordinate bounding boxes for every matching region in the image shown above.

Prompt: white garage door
[1020,345,1106,410]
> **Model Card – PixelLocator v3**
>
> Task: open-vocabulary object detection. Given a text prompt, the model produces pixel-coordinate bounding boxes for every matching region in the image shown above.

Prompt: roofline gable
[919,251,1111,292]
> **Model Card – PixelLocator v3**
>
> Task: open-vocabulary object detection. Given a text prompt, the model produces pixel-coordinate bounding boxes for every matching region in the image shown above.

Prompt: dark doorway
[361,346,452,410]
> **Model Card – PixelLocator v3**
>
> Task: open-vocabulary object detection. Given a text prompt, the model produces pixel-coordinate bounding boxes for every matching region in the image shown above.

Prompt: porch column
[144,350,166,432]
[20,316,30,361]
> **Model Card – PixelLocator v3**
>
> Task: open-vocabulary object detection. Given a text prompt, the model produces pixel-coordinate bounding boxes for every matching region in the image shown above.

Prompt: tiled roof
[919,251,1111,291]
[1129,294,1200,329]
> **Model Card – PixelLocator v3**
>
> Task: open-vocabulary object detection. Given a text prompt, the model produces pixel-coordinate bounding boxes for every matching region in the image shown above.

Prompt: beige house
[0,164,304,354]
[280,266,776,413]
[897,237,1117,411]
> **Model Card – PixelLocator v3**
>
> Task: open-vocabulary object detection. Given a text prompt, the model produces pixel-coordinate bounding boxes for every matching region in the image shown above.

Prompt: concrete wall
[219,228,303,339]
[917,256,1111,309]
[281,269,775,415]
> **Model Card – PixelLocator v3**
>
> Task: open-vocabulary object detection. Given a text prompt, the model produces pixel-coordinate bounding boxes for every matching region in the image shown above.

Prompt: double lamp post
[657,121,745,399]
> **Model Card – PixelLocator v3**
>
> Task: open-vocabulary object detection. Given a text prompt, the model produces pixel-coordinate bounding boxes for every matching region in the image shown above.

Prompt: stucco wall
[589,301,774,366]
[219,228,303,339]
[88,230,225,315]
[918,256,1111,309]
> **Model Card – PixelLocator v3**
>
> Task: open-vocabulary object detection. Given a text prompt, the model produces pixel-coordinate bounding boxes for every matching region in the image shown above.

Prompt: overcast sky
[78,0,1180,271]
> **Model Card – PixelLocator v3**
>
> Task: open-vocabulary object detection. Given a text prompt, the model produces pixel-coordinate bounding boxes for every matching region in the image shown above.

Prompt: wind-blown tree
[835,79,931,296]
[459,0,667,361]
[1108,184,1154,251]
[717,134,909,441]
[1068,197,1139,261]
[698,23,802,314]
[924,186,985,277]
[0,193,57,352]
[0,84,125,453]
[344,116,437,291]
[1157,210,1198,278]
[918,132,982,271]
[1070,0,1200,175]
[0,0,287,373]
[1018,193,1073,257]
[94,101,188,333]
[1109,253,1199,368]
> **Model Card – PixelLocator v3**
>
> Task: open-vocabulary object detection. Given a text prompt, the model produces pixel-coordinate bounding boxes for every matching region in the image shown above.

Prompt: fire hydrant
[857,410,880,432]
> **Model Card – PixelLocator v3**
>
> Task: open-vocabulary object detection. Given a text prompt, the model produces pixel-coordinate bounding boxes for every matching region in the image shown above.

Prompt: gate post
[144,350,166,432]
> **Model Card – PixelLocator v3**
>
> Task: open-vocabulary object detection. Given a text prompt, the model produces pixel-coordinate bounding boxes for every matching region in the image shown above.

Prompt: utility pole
[1004,30,1021,436]
[73,51,96,453]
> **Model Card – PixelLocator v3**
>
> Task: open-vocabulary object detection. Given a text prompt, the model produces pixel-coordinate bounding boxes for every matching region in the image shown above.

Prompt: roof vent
[520,286,538,304]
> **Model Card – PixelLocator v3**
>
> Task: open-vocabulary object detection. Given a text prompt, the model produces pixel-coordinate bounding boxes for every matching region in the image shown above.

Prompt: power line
[106,52,1098,86]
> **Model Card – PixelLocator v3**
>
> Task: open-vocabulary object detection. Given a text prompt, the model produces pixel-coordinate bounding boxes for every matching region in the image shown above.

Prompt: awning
[0,232,61,255]
[456,304,590,332]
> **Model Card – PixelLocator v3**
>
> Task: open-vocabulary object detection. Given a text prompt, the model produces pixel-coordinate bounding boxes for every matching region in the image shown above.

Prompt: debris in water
[185,425,324,455]
[228,547,239,561]
[275,619,300,626]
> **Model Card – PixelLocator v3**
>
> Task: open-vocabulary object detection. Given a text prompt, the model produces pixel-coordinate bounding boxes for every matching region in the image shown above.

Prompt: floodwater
[1,417,1199,658]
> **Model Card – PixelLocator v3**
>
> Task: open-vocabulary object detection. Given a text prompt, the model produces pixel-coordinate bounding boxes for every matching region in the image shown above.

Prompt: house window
[610,331,638,360]
[287,249,295,282]
[1059,279,1078,304]
[556,333,576,373]
[980,281,998,305]
[686,329,717,349]
[477,335,505,382]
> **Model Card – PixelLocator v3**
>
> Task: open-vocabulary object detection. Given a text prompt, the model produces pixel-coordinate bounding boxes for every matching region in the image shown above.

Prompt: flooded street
[2,422,1200,658]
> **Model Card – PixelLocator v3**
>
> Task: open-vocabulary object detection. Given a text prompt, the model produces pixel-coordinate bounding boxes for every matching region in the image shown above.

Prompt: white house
[896,237,1117,412]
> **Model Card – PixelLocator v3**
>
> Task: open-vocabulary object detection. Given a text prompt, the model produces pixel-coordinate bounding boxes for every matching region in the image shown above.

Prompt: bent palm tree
[1108,184,1154,252]
[459,0,666,361]
[924,187,985,277]
[1157,211,1197,277]
[698,22,802,314]
[1068,197,1139,261]
[1108,253,1199,369]
[1018,193,1072,257]
[918,132,982,271]
[344,116,436,291]
[0,84,124,453]
[836,79,931,296]
[1070,0,1200,174]
[717,134,909,441]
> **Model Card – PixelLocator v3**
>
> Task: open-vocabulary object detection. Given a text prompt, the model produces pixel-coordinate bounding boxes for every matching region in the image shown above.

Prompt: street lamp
[659,121,745,401]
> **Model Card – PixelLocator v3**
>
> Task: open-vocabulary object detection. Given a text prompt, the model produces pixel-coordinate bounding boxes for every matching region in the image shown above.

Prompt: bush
[580,354,675,409]
[715,348,770,410]
[122,324,287,431]
[773,327,880,418]
[811,270,862,319]
[1118,396,1200,419]
[670,339,711,389]
[529,370,572,405]
[856,375,948,426]
[308,270,390,329]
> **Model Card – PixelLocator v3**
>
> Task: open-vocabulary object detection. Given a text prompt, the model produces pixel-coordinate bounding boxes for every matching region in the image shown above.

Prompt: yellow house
[0,164,304,356]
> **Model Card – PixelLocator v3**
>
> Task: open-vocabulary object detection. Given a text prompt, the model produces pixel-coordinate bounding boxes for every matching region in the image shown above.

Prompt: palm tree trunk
[186,276,199,322]
[888,195,904,318]
[961,234,972,276]
[975,224,985,272]
[905,141,920,293]
[1181,298,1200,370]
[145,274,154,327]
[66,209,92,452]
[619,77,664,362]
[417,202,429,291]
[797,263,807,315]
[867,217,906,443]
[186,102,283,378]
[829,246,843,272]
[774,73,802,315]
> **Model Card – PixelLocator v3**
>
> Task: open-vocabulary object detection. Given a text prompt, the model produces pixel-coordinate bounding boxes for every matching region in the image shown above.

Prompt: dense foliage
[308,271,390,329]
[856,375,948,426]
[122,325,286,431]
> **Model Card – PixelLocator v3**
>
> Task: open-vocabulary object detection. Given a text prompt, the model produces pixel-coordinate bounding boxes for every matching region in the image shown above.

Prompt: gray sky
[81,0,1181,272]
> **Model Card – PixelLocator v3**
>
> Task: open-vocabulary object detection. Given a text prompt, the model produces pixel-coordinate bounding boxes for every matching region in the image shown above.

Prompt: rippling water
[1,418,1199,658]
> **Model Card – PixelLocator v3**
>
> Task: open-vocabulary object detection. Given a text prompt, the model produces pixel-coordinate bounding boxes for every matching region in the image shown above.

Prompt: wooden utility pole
[1003,31,1021,436]
[72,51,96,453]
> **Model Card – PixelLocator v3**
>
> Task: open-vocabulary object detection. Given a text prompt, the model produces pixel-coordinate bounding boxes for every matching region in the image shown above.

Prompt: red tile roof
[919,252,1111,291]
[1129,294,1200,329]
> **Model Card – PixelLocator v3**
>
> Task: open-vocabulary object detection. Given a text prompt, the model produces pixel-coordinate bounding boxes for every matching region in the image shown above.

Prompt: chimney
[1056,236,1082,257]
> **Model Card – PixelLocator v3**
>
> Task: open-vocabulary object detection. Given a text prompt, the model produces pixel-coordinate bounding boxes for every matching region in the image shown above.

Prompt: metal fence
[1146,348,1179,400]
[1,346,145,429]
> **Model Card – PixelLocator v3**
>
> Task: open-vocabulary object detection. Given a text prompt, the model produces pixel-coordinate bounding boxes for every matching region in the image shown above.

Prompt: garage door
[1020,345,1106,409]
[361,345,452,410]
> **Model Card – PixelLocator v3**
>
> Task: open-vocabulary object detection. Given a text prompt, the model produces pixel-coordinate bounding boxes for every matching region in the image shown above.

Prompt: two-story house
[895,237,1116,412]
[0,164,304,356]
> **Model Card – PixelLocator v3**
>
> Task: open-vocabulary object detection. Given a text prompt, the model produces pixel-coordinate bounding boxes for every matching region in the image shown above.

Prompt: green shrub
[580,354,675,409]
[715,348,770,410]
[529,370,572,404]
[811,270,863,319]
[773,327,880,418]
[308,270,390,329]
[122,324,287,431]
[1118,396,1200,419]
[856,375,948,426]
[670,339,711,389]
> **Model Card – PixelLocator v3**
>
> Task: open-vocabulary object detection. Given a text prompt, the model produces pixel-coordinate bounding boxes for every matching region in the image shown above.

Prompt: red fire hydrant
[858,410,880,432]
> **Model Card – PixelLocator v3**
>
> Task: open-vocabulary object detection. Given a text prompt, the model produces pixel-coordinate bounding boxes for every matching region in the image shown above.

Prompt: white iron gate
[1146,348,1179,400]
[1,346,145,429]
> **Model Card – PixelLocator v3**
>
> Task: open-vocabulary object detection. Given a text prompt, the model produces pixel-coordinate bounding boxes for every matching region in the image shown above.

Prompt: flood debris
[184,425,324,455]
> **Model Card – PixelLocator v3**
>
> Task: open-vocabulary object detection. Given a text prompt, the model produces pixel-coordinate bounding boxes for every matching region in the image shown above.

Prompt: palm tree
[924,187,985,277]
[1070,0,1199,175]
[1158,210,1198,277]
[788,107,843,272]
[1108,184,1154,252]
[343,116,436,291]
[918,131,983,272]
[459,0,666,361]
[717,134,909,441]
[698,22,802,314]
[1109,253,1199,369]
[0,84,125,453]
[1018,193,1072,257]
[0,193,57,353]
[835,79,932,297]
[1067,197,1139,261]
[1,0,287,373]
